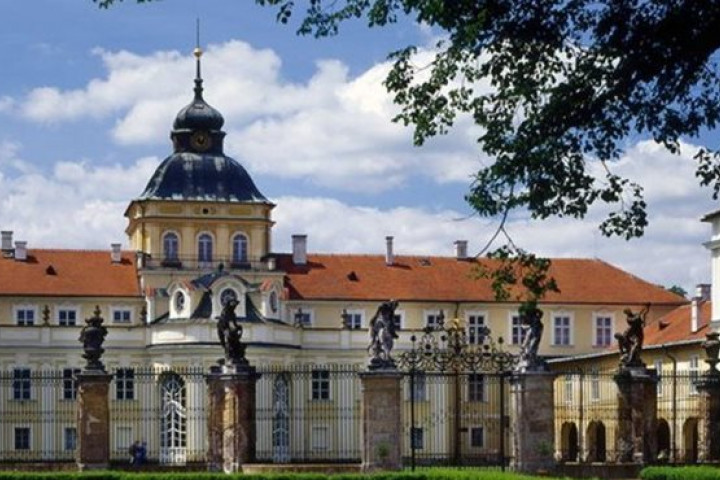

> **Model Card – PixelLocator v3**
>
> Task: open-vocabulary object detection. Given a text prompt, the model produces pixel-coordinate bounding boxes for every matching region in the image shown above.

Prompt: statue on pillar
[79,306,108,372]
[216,299,246,367]
[519,305,546,371]
[367,300,399,369]
[615,303,650,368]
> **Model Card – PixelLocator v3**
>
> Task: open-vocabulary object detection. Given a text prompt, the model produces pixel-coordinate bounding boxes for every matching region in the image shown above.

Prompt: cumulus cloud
[14,41,482,193]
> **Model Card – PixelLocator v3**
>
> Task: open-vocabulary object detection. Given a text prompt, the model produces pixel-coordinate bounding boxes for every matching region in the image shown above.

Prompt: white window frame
[509,312,525,345]
[111,307,133,324]
[14,305,37,326]
[590,370,600,402]
[593,313,614,347]
[465,311,487,345]
[552,312,574,346]
[64,426,77,451]
[162,230,180,261]
[13,368,31,401]
[690,355,700,395]
[197,231,215,266]
[409,373,427,402]
[62,368,80,400]
[654,359,664,397]
[564,374,573,404]
[311,369,330,401]
[467,373,486,402]
[57,306,79,327]
[470,426,485,448]
[424,309,444,329]
[311,424,329,451]
[115,425,134,454]
[411,427,424,450]
[14,426,31,451]
[115,368,135,400]
[293,307,314,328]
[344,309,364,329]
[231,232,249,265]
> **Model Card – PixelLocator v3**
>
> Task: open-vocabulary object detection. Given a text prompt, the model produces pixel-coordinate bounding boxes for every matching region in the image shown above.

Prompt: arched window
[198,233,213,265]
[160,372,187,464]
[163,232,179,261]
[232,234,248,266]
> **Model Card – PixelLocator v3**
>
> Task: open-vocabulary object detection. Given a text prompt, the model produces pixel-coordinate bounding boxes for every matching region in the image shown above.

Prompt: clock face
[190,131,212,152]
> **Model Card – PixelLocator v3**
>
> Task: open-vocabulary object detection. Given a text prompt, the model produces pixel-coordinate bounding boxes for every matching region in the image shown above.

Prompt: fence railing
[255,364,362,463]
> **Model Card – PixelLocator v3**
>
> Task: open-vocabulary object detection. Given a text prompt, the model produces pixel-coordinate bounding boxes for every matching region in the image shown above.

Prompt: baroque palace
[0,47,716,469]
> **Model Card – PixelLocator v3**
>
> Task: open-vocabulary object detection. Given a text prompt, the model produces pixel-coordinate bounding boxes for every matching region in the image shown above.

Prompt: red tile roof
[644,300,711,346]
[277,254,687,305]
[0,249,141,297]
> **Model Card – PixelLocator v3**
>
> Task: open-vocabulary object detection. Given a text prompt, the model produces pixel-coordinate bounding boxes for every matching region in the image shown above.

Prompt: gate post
[76,371,112,470]
[510,371,556,474]
[360,371,403,471]
[696,332,720,461]
[614,367,658,463]
[206,364,260,473]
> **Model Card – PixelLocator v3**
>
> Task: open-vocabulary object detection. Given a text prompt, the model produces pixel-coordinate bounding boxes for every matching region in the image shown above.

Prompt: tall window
[344,310,363,329]
[655,359,664,396]
[198,233,213,264]
[311,426,329,451]
[690,356,700,394]
[510,314,525,345]
[163,232,179,261]
[564,374,573,403]
[470,427,484,448]
[553,315,572,346]
[232,234,248,265]
[64,427,77,451]
[14,427,30,450]
[115,368,135,400]
[594,315,613,347]
[15,308,35,326]
[410,373,427,401]
[590,370,600,401]
[58,309,77,327]
[13,368,31,400]
[311,370,330,400]
[467,313,486,345]
[392,312,403,331]
[411,427,424,449]
[468,373,485,402]
[63,368,80,400]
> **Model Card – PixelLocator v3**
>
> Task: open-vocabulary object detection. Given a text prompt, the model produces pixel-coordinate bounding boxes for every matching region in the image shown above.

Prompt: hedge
[641,466,720,480]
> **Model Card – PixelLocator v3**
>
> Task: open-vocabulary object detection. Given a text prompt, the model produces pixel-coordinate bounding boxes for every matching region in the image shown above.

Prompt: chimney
[14,241,27,261]
[691,284,711,333]
[111,243,122,263]
[696,283,711,301]
[1,231,12,252]
[292,234,307,265]
[267,257,276,271]
[454,240,468,260]
[385,236,394,266]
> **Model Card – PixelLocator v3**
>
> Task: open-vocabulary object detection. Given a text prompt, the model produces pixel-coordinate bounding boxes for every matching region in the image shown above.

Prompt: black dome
[138,152,268,203]
[173,93,224,132]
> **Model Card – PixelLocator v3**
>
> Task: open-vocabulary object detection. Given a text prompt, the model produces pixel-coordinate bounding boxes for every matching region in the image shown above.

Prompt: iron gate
[398,320,518,469]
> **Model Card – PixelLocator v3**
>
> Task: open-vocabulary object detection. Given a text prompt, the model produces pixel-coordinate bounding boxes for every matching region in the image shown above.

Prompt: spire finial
[193,18,203,99]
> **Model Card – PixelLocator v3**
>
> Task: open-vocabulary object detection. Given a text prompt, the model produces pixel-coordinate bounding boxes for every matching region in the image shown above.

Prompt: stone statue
[615,303,650,368]
[519,305,545,370]
[216,299,245,366]
[79,306,108,372]
[367,300,399,369]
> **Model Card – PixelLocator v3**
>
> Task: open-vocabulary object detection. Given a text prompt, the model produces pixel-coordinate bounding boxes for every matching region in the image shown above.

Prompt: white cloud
[15,41,482,192]
[0,96,13,113]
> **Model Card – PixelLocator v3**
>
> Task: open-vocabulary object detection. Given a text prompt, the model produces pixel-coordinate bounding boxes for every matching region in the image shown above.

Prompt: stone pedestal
[696,373,720,462]
[510,371,555,474]
[76,372,112,470]
[207,366,260,473]
[360,371,403,472]
[614,367,658,463]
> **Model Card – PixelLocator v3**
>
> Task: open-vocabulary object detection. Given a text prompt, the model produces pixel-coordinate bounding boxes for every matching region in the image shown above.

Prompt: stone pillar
[206,366,260,473]
[697,372,720,461]
[614,367,658,463]
[76,372,112,470]
[510,371,555,473]
[360,371,403,471]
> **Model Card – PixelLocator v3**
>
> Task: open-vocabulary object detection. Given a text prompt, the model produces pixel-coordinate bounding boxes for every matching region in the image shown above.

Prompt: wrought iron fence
[656,371,702,463]
[401,371,510,468]
[108,366,208,465]
[0,370,77,463]
[255,364,362,463]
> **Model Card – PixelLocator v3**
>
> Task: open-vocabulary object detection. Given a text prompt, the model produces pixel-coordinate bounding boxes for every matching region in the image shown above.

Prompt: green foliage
[666,285,688,298]
[641,465,720,480]
[253,0,720,241]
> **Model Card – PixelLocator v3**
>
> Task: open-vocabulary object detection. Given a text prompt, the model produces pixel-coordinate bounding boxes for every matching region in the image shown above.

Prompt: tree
[96,0,718,303]
[666,285,688,298]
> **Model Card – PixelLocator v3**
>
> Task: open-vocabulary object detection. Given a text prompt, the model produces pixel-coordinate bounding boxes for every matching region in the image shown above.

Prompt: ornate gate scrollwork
[397,318,518,373]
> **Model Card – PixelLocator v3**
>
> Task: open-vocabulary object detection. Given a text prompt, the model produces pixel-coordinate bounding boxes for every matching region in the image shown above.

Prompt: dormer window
[232,233,249,268]
[174,291,186,314]
[198,233,213,266]
[220,288,238,307]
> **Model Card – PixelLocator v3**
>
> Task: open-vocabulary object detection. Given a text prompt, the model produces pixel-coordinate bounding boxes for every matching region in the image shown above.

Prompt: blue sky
[0,0,717,295]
